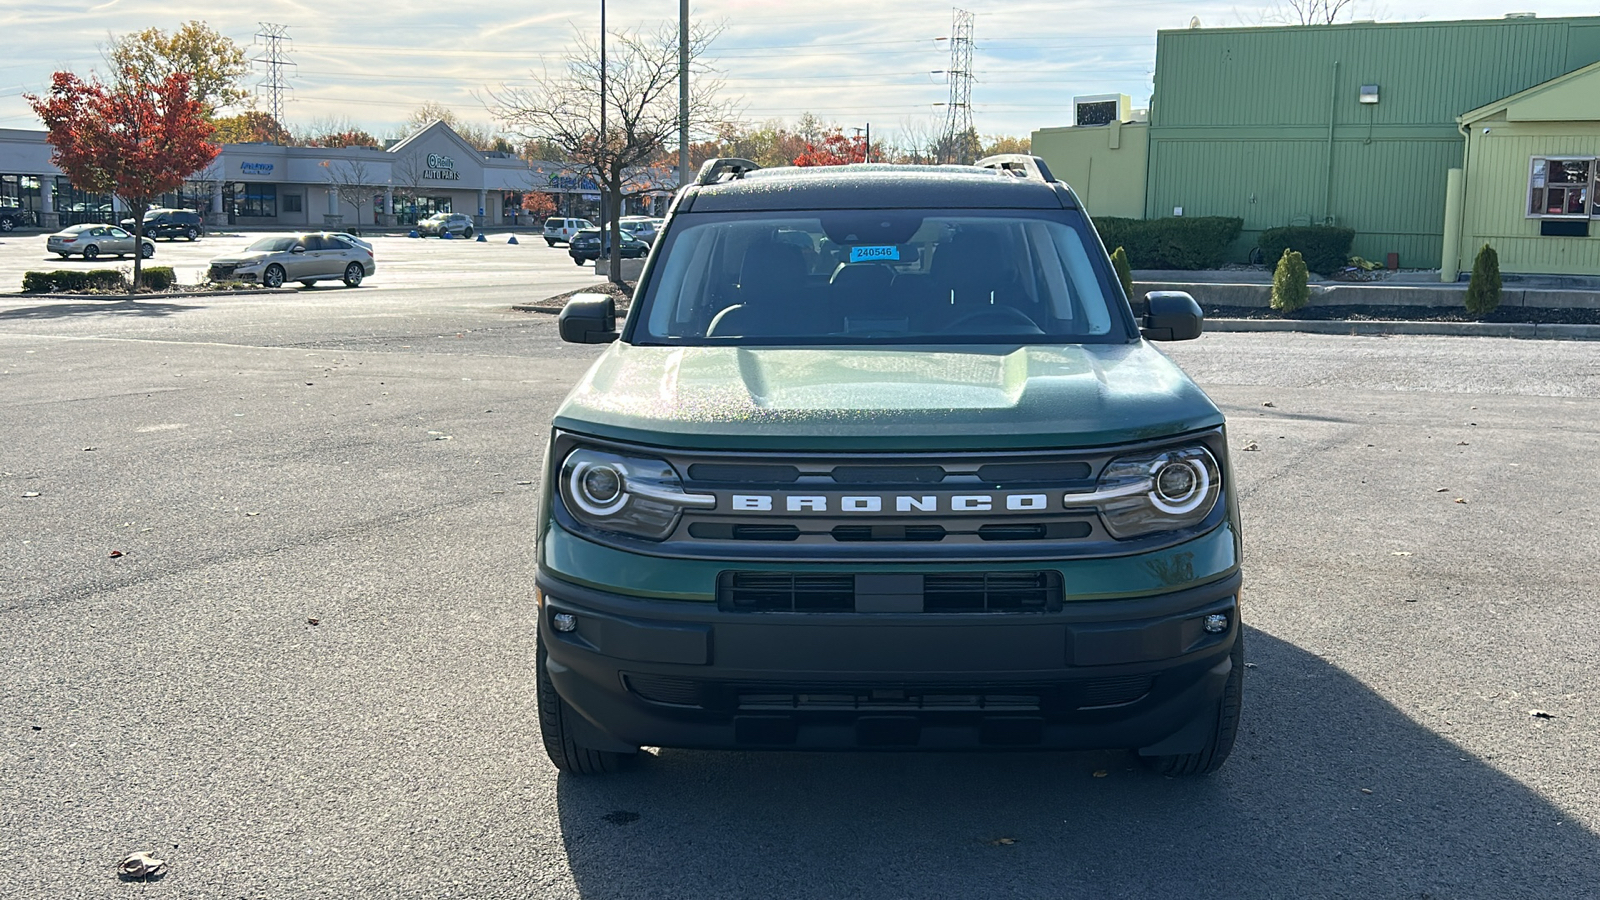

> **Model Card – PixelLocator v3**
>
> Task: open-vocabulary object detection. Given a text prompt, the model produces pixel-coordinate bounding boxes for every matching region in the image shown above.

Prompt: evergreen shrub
[1464,244,1501,318]
[1271,249,1311,312]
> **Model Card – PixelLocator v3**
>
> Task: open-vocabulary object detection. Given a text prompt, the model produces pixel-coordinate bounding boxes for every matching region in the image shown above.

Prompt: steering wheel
[941,305,1041,332]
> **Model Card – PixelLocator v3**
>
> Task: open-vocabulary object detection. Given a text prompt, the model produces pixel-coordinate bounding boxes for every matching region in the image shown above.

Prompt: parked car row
[207,233,375,288]
[567,228,650,266]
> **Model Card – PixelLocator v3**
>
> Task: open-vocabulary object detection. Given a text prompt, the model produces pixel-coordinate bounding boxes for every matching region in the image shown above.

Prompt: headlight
[1066,445,1222,540]
[558,447,714,541]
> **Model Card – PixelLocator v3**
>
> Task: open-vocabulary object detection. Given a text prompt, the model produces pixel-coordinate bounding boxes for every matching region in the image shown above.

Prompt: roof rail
[696,157,762,186]
[975,154,1057,183]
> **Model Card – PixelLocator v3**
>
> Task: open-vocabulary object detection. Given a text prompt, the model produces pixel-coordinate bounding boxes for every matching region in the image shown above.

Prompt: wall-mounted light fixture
[1359,84,1380,105]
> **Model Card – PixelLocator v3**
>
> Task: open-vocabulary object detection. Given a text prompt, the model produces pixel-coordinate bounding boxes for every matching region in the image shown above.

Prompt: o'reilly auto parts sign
[423,153,460,181]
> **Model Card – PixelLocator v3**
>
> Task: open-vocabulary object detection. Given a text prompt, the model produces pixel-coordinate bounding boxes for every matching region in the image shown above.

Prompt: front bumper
[537,569,1241,753]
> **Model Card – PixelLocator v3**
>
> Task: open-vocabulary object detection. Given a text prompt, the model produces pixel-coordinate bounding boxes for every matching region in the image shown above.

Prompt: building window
[283,193,303,213]
[232,182,277,218]
[1528,157,1594,219]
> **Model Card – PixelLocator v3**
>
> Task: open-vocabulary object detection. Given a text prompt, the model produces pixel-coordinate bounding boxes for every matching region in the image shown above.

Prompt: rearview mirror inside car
[1140,291,1204,341]
[559,294,619,344]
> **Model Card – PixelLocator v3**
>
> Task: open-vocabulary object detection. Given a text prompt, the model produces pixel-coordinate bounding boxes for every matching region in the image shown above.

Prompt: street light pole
[599,0,607,231]
[679,0,689,195]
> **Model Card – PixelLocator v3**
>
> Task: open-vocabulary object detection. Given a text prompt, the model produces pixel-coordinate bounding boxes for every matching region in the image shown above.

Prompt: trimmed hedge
[1464,244,1501,318]
[140,266,177,291]
[21,269,126,294]
[1257,226,1355,277]
[1094,216,1243,270]
[1270,249,1311,312]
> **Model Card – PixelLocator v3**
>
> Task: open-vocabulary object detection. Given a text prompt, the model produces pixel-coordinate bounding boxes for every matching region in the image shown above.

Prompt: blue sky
[2,0,1597,144]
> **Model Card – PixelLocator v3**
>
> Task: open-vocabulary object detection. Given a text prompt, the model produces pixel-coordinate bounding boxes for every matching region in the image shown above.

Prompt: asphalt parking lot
[2,265,1598,897]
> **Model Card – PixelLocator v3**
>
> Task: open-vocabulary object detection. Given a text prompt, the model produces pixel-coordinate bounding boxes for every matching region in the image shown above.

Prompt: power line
[253,23,296,136]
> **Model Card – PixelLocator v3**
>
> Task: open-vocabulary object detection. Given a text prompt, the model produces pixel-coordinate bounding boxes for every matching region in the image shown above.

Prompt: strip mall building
[0,120,669,230]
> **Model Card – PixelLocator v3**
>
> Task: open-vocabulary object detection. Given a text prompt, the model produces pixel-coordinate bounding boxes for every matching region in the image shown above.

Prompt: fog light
[552,612,578,633]
[1203,613,1229,634]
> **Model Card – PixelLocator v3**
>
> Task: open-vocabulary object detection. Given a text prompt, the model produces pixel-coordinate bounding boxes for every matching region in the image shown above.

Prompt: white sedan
[45,224,156,260]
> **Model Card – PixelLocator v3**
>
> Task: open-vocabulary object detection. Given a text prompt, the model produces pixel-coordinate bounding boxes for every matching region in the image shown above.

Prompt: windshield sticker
[849,245,900,263]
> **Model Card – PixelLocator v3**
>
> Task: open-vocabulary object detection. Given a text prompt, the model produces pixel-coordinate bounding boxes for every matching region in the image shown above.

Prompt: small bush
[1271,249,1311,312]
[139,266,177,292]
[1094,216,1243,270]
[21,269,127,294]
[1257,225,1355,277]
[1464,244,1501,318]
[1110,246,1135,302]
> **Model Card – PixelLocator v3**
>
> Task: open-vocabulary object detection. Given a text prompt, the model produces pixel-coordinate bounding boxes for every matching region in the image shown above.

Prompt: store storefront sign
[240,161,274,175]
[424,153,461,181]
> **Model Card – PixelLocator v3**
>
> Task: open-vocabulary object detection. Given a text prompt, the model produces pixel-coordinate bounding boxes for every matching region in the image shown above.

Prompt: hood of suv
[554,343,1223,451]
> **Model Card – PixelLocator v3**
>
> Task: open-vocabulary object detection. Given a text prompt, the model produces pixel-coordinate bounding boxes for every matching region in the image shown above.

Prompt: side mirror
[559,293,619,344]
[1140,291,1203,341]
[290,246,306,254]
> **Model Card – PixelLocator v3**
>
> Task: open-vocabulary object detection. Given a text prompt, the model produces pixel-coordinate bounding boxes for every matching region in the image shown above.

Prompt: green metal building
[1037,15,1600,274]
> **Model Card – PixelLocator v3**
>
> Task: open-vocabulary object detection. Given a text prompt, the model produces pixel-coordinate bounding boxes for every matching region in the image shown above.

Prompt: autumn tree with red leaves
[521,192,559,219]
[792,131,869,167]
[28,69,219,289]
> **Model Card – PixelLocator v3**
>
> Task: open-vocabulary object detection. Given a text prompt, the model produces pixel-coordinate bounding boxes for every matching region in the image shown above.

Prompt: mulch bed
[517,288,1598,326]
[1204,304,1600,325]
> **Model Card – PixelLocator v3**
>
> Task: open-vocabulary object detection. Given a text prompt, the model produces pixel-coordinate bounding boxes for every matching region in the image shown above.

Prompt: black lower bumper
[536,570,1241,754]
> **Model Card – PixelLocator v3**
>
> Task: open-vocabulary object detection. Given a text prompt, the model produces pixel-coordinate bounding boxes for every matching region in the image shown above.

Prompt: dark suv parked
[540,156,1242,777]
[121,208,205,241]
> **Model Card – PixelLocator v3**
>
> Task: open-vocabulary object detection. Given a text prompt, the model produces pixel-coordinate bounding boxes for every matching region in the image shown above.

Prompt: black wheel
[463,226,474,239]
[545,238,557,247]
[184,227,198,241]
[342,263,363,287]
[139,242,154,259]
[57,252,70,259]
[0,217,15,232]
[1141,631,1243,776]
[300,280,316,287]
[83,244,99,260]
[263,264,286,288]
[537,630,635,774]
[573,257,586,266]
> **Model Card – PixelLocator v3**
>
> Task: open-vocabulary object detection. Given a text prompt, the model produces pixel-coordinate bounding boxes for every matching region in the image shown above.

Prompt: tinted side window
[301,236,323,251]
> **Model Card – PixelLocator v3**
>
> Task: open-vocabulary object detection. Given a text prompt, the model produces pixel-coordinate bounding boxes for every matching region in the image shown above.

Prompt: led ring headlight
[1150,457,1210,514]
[567,459,629,516]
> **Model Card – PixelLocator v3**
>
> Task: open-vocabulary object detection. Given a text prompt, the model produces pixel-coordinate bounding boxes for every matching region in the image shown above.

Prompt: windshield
[247,237,298,252]
[630,210,1130,346]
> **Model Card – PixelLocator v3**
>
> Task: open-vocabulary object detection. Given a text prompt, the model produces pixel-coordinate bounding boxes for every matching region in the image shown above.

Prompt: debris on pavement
[1241,440,1259,451]
[116,851,167,880]
[307,617,320,626]
[108,550,124,558]
[22,491,40,498]
[1530,709,1555,720]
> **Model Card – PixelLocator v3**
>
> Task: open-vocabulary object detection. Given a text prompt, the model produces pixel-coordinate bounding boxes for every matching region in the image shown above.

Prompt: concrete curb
[1137,280,1600,310]
[5,288,295,301]
[1207,318,1600,341]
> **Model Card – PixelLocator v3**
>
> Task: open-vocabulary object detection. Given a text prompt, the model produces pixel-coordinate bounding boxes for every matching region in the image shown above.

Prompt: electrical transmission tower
[252,23,295,139]
[939,8,975,164]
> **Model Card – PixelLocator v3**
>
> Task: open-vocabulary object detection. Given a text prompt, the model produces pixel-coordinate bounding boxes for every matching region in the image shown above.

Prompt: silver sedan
[207,233,376,288]
[45,224,156,260]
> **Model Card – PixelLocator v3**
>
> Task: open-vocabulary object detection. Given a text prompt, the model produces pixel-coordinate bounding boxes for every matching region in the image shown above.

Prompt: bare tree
[390,153,429,225]
[490,21,734,285]
[1262,0,1356,24]
[324,157,378,230]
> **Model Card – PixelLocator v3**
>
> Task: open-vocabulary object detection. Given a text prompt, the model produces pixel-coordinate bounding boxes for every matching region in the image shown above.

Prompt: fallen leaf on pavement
[307,617,320,626]
[1093,770,1108,778]
[986,837,1017,845]
[1529,710,1554,720]
[1241,441,1259,451]
[1391,551,1412,557]
[1360,788,1373,795]
[1262,401,1275,408]
[1455,498,1468,504]
[22,491,40,498]
[1435,487,1448,492]
[108,550,124,558]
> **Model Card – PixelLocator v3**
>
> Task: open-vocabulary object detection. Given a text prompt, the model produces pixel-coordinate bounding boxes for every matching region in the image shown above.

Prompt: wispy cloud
[1,0,1596,138]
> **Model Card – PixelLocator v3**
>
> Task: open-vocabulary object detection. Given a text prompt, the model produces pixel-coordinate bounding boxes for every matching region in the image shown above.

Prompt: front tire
[463,226,474,239]
[83,244,99,260]
[342,263,363,287]
[537,630,636,775]
[263,264,286,288]
[139,243,154,259]
[1140,631,1244,776]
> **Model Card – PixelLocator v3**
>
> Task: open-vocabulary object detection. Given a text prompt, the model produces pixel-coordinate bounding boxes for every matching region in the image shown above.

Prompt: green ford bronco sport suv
[539,156,1242,776]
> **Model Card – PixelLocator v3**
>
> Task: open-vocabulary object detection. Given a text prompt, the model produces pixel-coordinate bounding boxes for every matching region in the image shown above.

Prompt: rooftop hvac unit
[1074,94,1131,127]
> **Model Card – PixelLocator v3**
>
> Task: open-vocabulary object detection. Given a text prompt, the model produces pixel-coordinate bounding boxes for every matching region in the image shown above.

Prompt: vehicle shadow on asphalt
[554,628,1598,898]
[0,299,203,320]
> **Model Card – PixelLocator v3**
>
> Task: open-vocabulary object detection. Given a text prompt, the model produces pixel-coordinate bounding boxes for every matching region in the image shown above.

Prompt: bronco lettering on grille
[729,493,1057,514]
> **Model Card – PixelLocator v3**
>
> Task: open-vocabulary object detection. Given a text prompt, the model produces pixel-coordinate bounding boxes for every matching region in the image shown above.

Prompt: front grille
[208,264,236,280]
[719,573,855,612]
[717,571,1062,613]
[831,525,946,542]
[622,676,1158,713]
